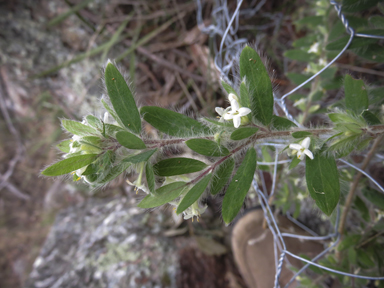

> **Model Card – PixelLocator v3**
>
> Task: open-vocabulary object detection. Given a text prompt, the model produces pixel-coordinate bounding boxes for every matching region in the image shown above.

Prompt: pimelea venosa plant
[42,46,384,224]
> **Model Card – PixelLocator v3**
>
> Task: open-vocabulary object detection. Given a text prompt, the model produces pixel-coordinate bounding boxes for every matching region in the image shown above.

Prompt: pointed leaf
[210,158,235,195]
[116,131,146,149]
[305,152,340,216]
[154,158,207,176]
[239,80,251,110]
[141,106,210,137]
[186,139,229,156]
[271,115,297,130]
[342,0,379,13]
[61,119,99,136]
[42,154,98,176]
[326,36,376,51]
[363,187,384,211]
[122,149,157,164]
[98,162,131,183]
[145,162,155,194]
[289,157,301,170]
[101,99,125,128]
[284,49,316,62]
[177,174,212,214]
[221,80,238,97]
[352,44,384,63]
[230,127,259,140]
[86,115,102,130]
[57,139,71,153]
[138,181,187,208]
[344,75,368,114]
[104,123,125,136]
[362,110,381,125]
[222,148,257,224]
[104,61,141,134]
[239,46,274,126]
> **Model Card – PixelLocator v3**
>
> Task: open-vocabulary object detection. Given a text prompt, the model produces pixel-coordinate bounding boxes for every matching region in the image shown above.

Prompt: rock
[25,198,179,288]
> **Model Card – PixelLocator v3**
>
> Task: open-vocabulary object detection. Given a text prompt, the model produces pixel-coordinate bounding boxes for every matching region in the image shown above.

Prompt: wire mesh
[196,0,384,286]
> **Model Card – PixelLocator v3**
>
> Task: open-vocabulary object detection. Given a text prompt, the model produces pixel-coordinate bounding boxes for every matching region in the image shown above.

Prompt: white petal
[304,149,314,160]
[289,144,302,151]
[228,93,239,102]
[224,113,234,120]
[238,107,252,116]
[219,118,224,123]
[104,112,109,123]
[231,99,239,111]
[233,116,241,128]
[297,151,305,160]
[301,137,311,149]
[215,107,224,116]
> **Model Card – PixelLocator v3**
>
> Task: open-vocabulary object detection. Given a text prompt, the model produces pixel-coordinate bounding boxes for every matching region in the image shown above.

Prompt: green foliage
[222,148,257,224]
[363,187,384,211]
[292,131,312,138]
[230,127,259,140]
[42,154,99,176]
[153,158,207,176]
[239,46,274,126]
[176,174,212,214]
[104,62,141,134]
[62,119,100,136]
[145,162,156,194]
[210,158,235,195]
[56,139,71,153]
[116,131,146,149]
[186,139,229,157]
[141,106,210,137]
[344,75,368,114]
[122,149,157,164]
[271,116,297,130]
[138,182,187,208]
[305,151,340,216]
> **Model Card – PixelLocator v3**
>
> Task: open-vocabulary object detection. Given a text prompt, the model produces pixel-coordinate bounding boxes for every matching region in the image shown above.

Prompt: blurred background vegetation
[0,0,383,287]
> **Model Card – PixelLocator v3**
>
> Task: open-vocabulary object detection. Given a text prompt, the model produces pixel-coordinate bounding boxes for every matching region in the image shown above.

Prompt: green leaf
[104,123,125,136]
[57,139,71,153]
[222,148,257,224]
[138,181,187,208]
[305,152,340,216]
[352,44,384,62]
[289,157,301,170]
[363,187,384,211]
[210,158,235,195]
[42,154,98,176]
[140,106,210,137]
[122,149,157,164]
[176,174,212,214]
[154,158,207,176]
[292,34,317,48]
[369,16,384,29]
[221,80,238,97]
[145,162,156,194]
[362,110,381,125]
[61,119,99,136]
[342,0,379,13]
[101,99,125,128]
[203,118,233,128]
[104,61,141,134]
[230,127,259,140]
[326,36,376,51]
[354,196,370,222]
[344,74,368,114]
[271,115,297,130]
[80,136,101,147]
[239,46,274,126]
[337,234,361,251]
[86,115,103,130]
[239,80,251,110]
[292,131,312,138]
[284,49,316,62]
[98,162,132,183]
[286,72,312,88]
[186,139,229,157]
[116,131,146,150]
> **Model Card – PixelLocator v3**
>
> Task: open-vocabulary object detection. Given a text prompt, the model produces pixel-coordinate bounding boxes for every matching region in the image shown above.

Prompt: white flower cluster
[215,93,251,128]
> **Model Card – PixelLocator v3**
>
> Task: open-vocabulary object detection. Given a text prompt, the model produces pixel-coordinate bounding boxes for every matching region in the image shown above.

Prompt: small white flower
[228,93,239,103]
[308,42,319,54]
[103,112,109,123]
[181,201,207,222]
[215,107,231,122]
[127,179,150,194]
[289,137,314,160]
[224,98,251,128]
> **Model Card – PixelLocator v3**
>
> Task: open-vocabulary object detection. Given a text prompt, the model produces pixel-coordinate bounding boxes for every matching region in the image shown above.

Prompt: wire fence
[196,0,384,286]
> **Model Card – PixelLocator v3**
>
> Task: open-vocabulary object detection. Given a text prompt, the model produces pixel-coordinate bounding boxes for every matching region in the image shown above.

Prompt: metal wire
[196,0,384,286]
